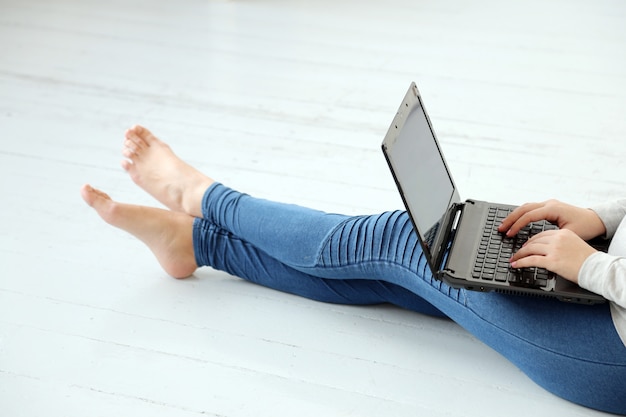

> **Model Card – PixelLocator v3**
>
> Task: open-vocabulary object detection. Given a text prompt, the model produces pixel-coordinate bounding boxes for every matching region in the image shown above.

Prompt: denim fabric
[193,183,626,414]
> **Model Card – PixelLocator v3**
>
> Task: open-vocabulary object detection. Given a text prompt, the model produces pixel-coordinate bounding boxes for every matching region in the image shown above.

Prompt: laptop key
[495,272,508,282]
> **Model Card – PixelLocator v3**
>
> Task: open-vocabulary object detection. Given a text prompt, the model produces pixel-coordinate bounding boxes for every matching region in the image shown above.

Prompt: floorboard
[1,0,625,415]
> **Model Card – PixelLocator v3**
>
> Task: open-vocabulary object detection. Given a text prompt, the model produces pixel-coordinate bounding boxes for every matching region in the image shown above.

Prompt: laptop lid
[381,82,461,273]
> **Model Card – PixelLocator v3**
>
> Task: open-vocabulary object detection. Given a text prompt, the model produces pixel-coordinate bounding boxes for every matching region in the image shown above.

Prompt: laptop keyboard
[472,207,557,288]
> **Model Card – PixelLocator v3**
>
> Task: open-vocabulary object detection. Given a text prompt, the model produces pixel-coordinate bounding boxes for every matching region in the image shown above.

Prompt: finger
[498,203,543,233]
[510,236,554,261]
[510,255,549,270]
[503,206,552,237]
[523,229,560,244]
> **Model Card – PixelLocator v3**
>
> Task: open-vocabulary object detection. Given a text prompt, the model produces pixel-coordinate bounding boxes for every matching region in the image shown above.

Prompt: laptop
[381,82,606,304]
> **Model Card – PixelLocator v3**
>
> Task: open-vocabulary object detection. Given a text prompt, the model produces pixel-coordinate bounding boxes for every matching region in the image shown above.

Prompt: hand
[498,199,606,241]
[509,229,597,283]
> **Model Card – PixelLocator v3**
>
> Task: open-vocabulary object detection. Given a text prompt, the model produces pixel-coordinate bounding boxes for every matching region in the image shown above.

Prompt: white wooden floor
[1,0,625,415]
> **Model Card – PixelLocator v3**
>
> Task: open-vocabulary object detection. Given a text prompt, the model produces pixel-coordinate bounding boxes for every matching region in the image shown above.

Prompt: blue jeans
[192,183,626,414]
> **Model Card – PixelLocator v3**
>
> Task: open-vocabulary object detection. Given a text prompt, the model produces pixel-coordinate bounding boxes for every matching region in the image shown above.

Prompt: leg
[192,216,446,316]
[454,291,626,414]
[79,182,445,314]
[194,183,626,414]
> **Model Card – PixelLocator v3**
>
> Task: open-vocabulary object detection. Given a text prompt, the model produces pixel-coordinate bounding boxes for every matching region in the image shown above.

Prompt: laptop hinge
[433,202,466,272]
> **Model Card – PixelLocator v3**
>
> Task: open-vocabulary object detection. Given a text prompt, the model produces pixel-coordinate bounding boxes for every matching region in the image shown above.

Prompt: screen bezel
[381,82,461,273]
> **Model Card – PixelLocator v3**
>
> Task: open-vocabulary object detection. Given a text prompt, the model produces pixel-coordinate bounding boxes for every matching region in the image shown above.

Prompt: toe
[80,184,111,207]
[122,146,136,160]
[124,138,140,155]
[125,128,149,149]
[80,184,94,205]
[132,125,159,145]
[124,131,146,151]
[91,187,111,200]
[120,159,133,172]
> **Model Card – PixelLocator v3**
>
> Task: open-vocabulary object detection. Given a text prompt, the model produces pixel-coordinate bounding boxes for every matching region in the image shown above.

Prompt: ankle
[183,180,214,218]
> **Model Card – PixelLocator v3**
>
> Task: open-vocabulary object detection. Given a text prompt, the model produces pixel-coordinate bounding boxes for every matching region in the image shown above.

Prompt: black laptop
[381,82,606,304]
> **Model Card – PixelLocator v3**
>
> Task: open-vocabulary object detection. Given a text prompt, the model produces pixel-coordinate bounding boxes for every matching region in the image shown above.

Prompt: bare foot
[121,125,213,218]
[80,184,197,279]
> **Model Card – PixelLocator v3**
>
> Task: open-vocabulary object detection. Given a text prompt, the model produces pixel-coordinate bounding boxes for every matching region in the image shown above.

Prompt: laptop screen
[382,84,458,265]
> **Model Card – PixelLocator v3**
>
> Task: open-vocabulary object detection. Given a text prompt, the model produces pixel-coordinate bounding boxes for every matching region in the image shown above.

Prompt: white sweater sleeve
[580,200,626,344]
[579,252,626,306]
[580,200,626,306]
[578,253,626,344]
[590,199,626,238]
